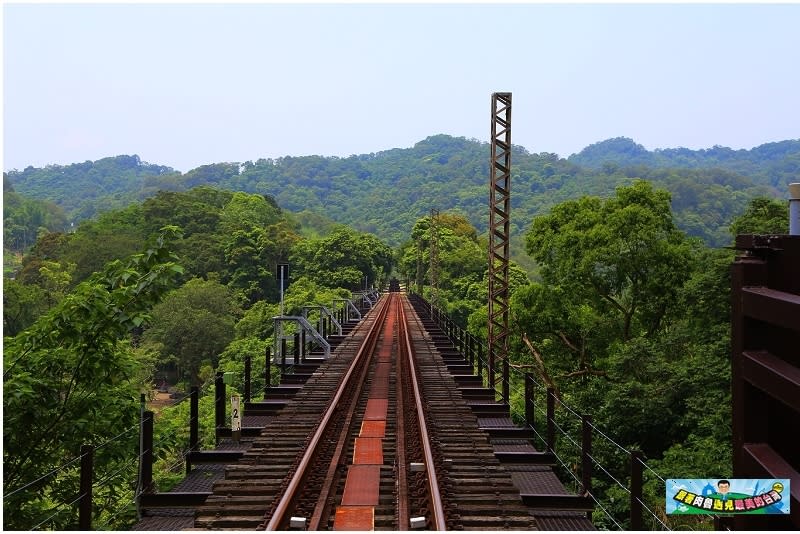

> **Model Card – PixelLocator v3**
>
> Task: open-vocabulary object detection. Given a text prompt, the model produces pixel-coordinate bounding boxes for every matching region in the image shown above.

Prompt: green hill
[7,135,796,253]
[569,136,800,189]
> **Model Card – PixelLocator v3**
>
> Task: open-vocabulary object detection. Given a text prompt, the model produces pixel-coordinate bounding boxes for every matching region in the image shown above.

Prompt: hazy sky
[4,2,800,173]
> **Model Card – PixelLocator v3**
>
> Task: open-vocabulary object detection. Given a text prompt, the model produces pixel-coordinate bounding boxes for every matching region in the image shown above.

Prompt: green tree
[525,180,693,344]
[219,191,282,235]
[60,207,146,283]
[222,220,300,304]
[510,182,732,529]
[140,188,231,279]
[729,196,789,236]
[3,189,67,251]
[291,227,394,290]
[142,278,240,385]
[15,231,71,285]
[3,228,183,530]
[37,260,76,306]
[2,279,49,336]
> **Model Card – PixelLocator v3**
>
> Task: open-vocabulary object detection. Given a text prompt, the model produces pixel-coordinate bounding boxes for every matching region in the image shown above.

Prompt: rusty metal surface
[144,304,382,531]
[409,293,594,531]
[510,469,573,495]
[488,92,512,402]
[536,512,598,531]
[137,293,595,531]
[341,465,382,506]
[364,398,389,420]
[334,505,374,530]
[359,419,386,438]
[731,234,800,530]
[353,437,384,464]
[131,513,195,531]
[406,296,539,531]
[170,464,225,492]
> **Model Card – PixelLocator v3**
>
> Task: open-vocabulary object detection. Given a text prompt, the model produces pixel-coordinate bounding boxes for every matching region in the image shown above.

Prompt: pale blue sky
[4,3,800,172]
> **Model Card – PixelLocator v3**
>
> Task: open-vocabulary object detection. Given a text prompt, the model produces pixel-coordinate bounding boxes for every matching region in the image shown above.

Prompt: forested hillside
[3,187,395,529]
[3,174,789,529]
[7,135,797,256]
[570,137,800,188]
[5,155,176,220]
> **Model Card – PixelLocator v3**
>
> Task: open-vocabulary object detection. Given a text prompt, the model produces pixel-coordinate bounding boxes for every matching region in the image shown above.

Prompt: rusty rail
[398,293,447,530]
[265,293,392,530]
[395,295,411,529]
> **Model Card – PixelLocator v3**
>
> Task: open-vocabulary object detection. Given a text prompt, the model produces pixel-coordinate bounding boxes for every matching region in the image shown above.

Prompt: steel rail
[394,294,410,529]
[265,293,393,531]
[398,295,447,530]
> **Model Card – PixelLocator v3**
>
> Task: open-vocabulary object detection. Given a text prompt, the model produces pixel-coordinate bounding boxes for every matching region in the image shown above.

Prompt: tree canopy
[5,135,794,258]
[4,133,795,529]
[3,228,183,529]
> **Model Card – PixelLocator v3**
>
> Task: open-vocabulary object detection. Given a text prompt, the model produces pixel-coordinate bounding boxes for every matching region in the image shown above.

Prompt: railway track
[192,292,536,530]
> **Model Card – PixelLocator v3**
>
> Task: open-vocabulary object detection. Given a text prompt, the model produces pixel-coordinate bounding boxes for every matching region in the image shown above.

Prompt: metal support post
[187,387,199,474]
[477,343,484,382]
[525,373,535,429]
[281,338,287,370]
[215,372,225,435]
[244,355,251,403]
[488,347,496,396]
[581,415,593,496]
[264,346,271,395]
[487,92,512,405]
[630,450,643,530]
[79,444,94,530]
[429,208,441,307]
[547,388,556,452]
[293,332,300,365]
[142,411,154,493]
[502,358,510,405]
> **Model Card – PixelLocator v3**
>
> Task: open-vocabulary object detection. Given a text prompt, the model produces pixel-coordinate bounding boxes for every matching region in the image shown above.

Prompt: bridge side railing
[406,290,696,530]
[29,293,370,530]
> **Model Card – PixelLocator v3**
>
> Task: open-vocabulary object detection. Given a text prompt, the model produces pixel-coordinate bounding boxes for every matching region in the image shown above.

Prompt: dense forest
[2,135,795,529]
[3,187,394,529]
[6,135,798,259]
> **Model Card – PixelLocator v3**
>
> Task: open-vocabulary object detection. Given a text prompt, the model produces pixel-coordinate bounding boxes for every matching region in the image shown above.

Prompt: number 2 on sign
[231,395,241,432]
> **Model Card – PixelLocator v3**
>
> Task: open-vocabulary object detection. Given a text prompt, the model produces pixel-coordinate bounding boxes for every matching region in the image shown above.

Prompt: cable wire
[95,492,138,530]
[93,454,140,488]
[551,417,582,450]
[587,452,630,495]
[524,422,548,449]
[633,494,671,530]
[637,455,667,484]
[30,491,86,530]
[549,443,583,488]
[4,453,84,499]
[586,489,625,531]
[588,420,632,457]
[94,423,139,452]
[556,397,584,421]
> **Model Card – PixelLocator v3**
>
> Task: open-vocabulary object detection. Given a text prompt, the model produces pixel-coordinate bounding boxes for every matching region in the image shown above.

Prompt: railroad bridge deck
[132,292,594,531]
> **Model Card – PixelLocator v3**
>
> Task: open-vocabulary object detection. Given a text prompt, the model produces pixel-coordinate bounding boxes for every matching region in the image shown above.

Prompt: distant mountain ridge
[569,137,800,188]
[6,135,799,250]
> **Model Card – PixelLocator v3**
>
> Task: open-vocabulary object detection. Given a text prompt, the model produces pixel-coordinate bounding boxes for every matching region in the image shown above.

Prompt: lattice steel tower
[488,92,511,403]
